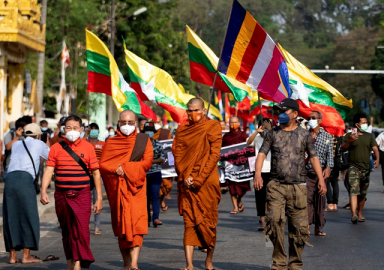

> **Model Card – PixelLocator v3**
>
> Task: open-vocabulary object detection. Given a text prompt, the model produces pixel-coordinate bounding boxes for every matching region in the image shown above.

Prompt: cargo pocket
[293,185,307,210]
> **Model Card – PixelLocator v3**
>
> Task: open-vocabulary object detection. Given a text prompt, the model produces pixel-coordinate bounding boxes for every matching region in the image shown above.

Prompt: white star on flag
[138,77,161,104]
[290,74,314,107]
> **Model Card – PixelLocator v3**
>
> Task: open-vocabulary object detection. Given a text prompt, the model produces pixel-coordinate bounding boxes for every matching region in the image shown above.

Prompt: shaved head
[187,98,205,109]
[230,116,239,123]
[119,110,138,121]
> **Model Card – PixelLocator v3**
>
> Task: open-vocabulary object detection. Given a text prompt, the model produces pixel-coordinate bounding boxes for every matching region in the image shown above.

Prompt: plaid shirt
[307,129,334,170]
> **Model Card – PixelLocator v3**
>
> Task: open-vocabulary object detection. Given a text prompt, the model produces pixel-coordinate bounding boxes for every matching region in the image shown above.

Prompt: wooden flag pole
[258,93,263,124]
[206,71,218,119]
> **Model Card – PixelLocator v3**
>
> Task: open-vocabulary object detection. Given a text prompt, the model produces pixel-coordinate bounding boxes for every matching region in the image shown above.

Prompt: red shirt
[87,140,105,161]
[46,138,99,190]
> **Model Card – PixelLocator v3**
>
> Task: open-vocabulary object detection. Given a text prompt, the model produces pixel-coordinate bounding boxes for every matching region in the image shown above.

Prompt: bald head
[230,116,239,123]
[187,98,205,110]
[119,110,138,121]
[229,116,240,131]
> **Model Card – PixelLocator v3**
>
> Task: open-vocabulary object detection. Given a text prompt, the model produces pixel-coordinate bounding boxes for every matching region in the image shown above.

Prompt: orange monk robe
[173,119,222,249]
[99,130,153,249]
[153,128,172,141]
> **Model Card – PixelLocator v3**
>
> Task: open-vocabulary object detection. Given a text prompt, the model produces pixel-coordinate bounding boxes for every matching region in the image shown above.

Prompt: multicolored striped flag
[218,0,291,103]
[278,44,353,136]
[124,44,222,122]
[85,29,156,121]
[186,25,250,102]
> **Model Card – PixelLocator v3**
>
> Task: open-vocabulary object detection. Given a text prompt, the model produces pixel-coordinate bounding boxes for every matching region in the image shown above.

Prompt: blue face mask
[145,131,154,138]
[89,129,99,138]
[60,126,65,134]
[41,127,48,132]
[278,112,291,125]
[262,130,268,137]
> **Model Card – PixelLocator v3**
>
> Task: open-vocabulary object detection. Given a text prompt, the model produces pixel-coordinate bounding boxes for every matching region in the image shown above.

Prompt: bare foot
[22,255,41,263]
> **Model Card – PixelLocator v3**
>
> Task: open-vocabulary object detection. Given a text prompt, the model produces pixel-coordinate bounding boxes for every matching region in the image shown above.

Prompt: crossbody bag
[22,140,41,195]
[59,141,95,190]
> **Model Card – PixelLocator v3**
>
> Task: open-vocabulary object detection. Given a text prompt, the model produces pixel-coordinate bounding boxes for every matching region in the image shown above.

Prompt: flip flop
[315,231,326,236]
[351,215,358,224]
[230,211,238,214]
[238,202,244,212]
[324,207,336,212]
[161,205,168,211]
[358,217,366,222]
[95,227,101,235]
[258,227,265,231]
[43,255,60,261]
[22,255,41,264]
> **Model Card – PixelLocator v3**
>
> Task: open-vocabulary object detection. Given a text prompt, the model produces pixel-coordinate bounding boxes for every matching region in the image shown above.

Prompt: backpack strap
[130,133,149,162]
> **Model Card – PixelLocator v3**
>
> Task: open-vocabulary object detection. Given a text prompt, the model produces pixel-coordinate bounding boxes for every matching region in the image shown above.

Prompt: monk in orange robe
[99,110,153,270]
[153,114,174,210]
[173,98,222,270]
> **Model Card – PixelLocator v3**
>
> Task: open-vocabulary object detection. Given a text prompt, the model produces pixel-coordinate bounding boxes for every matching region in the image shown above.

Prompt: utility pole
[107,0,116,125]
[36,0,47,121]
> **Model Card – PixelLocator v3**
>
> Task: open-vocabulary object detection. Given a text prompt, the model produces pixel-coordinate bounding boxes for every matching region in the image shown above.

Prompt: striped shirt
[46,138,99,190]
[88,140,105,161]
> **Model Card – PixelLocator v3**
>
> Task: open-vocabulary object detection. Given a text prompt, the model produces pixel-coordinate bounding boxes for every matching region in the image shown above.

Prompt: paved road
[1,170,384,269]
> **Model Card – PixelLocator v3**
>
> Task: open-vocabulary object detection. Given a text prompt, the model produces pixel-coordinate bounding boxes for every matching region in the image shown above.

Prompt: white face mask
[308,119,319,129]
[154,124,161,131]
[120,125,136,136]
[66,130,81,142]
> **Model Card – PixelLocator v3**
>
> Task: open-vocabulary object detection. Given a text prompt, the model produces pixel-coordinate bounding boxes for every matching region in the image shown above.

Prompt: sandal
[153,219,163,228]
[22,255,41,264]
[95,227,101,235]
[324,207,336,212]
[230,210,238,214]
[315,231,326,236]
[358,217,366,222]
[161,205,168,211]
[43,255,60,261]
[238,202,244,212]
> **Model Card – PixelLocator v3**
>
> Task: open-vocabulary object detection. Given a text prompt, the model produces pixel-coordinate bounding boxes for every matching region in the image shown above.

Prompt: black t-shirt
[259,126,317,184]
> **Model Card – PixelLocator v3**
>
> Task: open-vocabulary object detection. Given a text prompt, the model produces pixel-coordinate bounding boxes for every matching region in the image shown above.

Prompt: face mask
[109,132,115,136]
[66,130,80,142]
[188,112,204,123]
[230,123,240,130]
[278,112,291,125]
[41,127,48,132]
[359,124,368,132]
[308,119,318,129]
[60,126,65,134]
[154,124,162,131]
[262,130,268,137]
[145,131,154,138]
[120,125,135,136]
[90,129,99,138]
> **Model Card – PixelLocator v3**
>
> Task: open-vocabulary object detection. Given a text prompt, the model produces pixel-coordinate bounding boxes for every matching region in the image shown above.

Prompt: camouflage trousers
[265,181,309,270]
[345,166,370,198]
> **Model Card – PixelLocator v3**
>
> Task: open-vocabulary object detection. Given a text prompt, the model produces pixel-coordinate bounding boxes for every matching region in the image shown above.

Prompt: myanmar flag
[85,29,156,121]
[278,44,353,136]
[124,44,221,123]
[186,25,250,102]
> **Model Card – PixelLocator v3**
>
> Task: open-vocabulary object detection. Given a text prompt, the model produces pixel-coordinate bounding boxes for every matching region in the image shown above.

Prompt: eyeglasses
[119,120,136,126]
[308,116,318,120]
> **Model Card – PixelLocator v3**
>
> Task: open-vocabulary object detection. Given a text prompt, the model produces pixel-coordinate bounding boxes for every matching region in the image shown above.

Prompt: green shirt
[343,132,377,170]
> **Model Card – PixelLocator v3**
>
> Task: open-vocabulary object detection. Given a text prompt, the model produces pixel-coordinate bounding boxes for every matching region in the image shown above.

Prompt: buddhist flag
[186,25,250,102]
[124,44,222,122]
[218,0,291,103]
[57,41,70,115]
[85,29,156,121]
[278,44,353,136]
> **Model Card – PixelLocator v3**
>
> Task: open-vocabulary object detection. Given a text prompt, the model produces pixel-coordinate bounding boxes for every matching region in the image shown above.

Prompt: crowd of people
[0,97,383,270]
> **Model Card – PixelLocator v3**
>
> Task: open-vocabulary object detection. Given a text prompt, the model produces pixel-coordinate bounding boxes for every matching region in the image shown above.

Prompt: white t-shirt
[248,133,271,173]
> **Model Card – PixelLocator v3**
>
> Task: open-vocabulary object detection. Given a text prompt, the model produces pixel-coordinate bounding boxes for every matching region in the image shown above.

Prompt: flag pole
[258,93,263,123]
[87,92,90,125]
[206,71,218,119]
[271,102,274,123]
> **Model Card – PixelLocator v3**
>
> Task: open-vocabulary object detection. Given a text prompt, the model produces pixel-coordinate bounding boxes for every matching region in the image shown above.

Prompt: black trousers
[326,168,339,205]
[254,173,271,217]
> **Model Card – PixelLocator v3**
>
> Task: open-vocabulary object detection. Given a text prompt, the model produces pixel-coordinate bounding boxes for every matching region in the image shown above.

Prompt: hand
[317,179,327,196]
[184,176,193,189]
[253,174,263,190]
[115,165,125,176]
[323,167,331,180]
[15,127,23,137]
[40,192,50,205]
[374,159,379,168]
[256,125,265,134]
[93,198,103,215]
[85,126,91,134]
[349,135,358,142]
[57,121,61,128]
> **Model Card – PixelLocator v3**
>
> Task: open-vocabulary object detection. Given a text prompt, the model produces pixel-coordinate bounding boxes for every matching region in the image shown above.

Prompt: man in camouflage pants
[341,112,379,224]
[254,98,327,270]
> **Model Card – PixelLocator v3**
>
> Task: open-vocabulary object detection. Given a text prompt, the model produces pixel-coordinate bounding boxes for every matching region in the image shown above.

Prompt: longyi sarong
[3,171,40,252]
[55,187,94,268]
